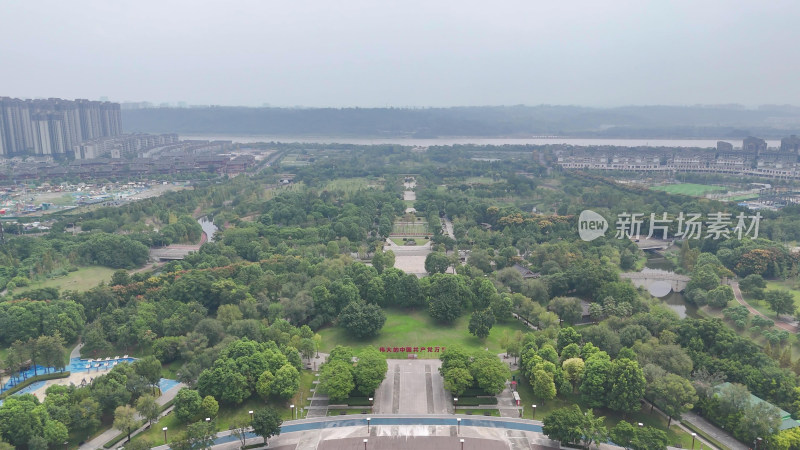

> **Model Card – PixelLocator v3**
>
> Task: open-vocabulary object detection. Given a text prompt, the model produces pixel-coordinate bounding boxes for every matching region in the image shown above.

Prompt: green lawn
[650,183,727,196]
[14,266,115,294]
[319,309,532,357]
[325,178,382,193]
[390,237,428,246]
[391,221,429,235]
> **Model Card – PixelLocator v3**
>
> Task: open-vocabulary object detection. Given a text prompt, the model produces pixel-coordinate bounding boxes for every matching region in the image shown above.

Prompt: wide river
[183,135,781,149]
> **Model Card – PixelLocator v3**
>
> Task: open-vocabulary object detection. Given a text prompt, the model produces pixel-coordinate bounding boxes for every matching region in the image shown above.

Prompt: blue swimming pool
[159,378,180,393]
[1,356,136,392]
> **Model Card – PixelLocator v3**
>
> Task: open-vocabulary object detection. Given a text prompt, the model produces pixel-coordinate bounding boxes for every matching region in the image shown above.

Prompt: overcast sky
[1,0,798,108]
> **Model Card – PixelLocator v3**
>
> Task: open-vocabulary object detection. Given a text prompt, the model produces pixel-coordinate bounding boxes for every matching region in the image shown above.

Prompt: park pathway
[728,280,798,333]
[80,382,186,450]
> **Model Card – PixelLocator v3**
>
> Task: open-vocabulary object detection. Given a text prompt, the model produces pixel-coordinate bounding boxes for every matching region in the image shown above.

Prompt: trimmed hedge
[456,396,497,406]
[460,388,491,397]
[0,371,71,400]
[345,397,373,406]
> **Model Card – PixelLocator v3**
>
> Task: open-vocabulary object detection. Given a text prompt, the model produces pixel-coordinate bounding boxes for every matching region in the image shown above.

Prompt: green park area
[389,237,428,246]
[391,221,429,235]
[650,183,727,196]
[129,370,316,447]
[13,266,115,294]
[319,309,531,357]
[324,177,382,193]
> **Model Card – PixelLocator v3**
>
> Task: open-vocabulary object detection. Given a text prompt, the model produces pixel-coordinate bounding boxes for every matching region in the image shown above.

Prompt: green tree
[532,370,557,403]
[632,426,668,450]
[318,360,355,402]
[469,353,511,395]
[581,409,608,449]
[468,308,496,340]
[556,327,582,353]
[42,420,68,446]
[184,420,216,449]
[337,301,386,338]
[136,394,160,427]
[706,285,734,308]
[542,405,585,445]
[424,252,450,274]
[739,274,766,293]
[580,352,611,408]
[353,348,388,396]
[174,388,203,423]
[256,370,275,400]
[252,407,282,445]
[113,405,138,443]
[133,355,163,395]
[271,364,300,400]
[424,274,474,324]
[766,290,796,318]
[561,358,585,393]
[201,395,219,419]
[609,421,637,449]
[548,297,583,325]
[608,357,646,414]
[650,373,697,426]
[490,294,513,321]
[443,367,473,396]
[739,401,782,443]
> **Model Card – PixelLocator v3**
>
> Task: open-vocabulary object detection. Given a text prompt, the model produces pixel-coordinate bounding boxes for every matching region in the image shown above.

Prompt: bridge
[621,270,690,297]
[631,236,674,251]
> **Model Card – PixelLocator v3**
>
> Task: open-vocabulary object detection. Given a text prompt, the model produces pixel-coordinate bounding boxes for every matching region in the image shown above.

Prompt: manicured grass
[14,266,116,294]
[327,409,371,416]
[390,237,428,246]
[650,183,727,196]
[729,194,759,201]
[392,221,429,235]
[464,176,495,184]
[456,409,500,416]
[319,309,532,357]
[325,178,382,193]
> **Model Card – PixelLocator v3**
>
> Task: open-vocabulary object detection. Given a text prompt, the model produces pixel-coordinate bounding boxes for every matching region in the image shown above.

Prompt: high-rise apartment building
[0,97,122,157]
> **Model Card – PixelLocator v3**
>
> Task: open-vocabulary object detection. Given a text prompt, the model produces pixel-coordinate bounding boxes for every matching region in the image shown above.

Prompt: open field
[390,237,429,246]
[391,221,429,235]
[325,177,382,193]
[650,183,727,196]
[319,309,532,357]
[14,266,115,294]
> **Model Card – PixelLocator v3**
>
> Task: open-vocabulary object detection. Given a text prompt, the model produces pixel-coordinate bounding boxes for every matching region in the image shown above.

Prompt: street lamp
[460,438,465,450]
[363,438,368,450]
[162,427,168,444]
[532,404,537,420]
[205,417,211,423]
[457,417,461,434]
[755,437,763,449]
[369,397,374,406]
[63,440,68,450]
[249,410,254,421]
[453,397,458,413]
[637,422,643,428]
[691,432,696,450]
[367,417,371,433]
[291,404,295,420]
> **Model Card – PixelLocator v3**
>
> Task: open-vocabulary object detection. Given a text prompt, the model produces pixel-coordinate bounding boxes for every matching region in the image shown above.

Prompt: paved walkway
[148,415,563,450]
[79,382,186,450]
[729,280,798,333]
[681,411,747,450]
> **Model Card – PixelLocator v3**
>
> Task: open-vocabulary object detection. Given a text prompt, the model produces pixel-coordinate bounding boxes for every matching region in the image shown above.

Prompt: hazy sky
[1,0,798,107]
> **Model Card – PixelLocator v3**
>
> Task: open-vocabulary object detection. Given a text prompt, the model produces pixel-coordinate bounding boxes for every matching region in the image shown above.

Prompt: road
[729,280,798,333]
[148,414,562,450]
